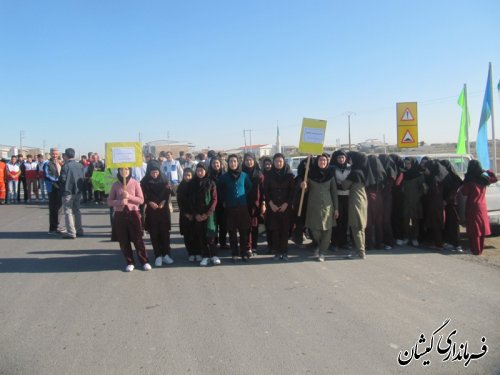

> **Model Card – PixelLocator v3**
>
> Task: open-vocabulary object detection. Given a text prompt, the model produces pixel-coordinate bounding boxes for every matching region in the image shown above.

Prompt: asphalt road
[0,202,499,375]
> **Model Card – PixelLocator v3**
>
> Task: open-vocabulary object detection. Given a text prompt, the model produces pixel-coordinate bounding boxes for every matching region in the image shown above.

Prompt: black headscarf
[464,159,491,186]
[227,154,242,179]
[141,163,169,201]
[270,153,292,181]
[242,152,262,181]
[296,157,312,180]
[403,157,422,181]
[331,149,349,171]
[346,151,368,185]
[439,160,463,200]
[425,159,449,184]
[379,154,399,180]
[366,154,386,189]
[117,167,132,185]
[309,154,335,183]
[192,163,212,192]
[208,156,224,180]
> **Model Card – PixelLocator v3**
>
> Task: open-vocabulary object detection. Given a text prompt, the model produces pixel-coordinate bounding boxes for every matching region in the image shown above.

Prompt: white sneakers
[200,256,221,266]
[411,239,419,247]
[155,257,162,267]
[396,239,408,246]
[125,264,135,272]
[195,255,203,262]
[143,263,152,271]
[200,258,210,266]
[188,255,195,262]
[163,255,174,265]
[318,254,325,262]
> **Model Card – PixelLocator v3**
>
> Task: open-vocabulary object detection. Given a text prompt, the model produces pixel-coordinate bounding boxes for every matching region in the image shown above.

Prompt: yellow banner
[298,118,327,154]
[105,142,143,169]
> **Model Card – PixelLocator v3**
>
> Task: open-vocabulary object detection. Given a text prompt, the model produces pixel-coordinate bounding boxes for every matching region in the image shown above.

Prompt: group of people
[1,147,496,271]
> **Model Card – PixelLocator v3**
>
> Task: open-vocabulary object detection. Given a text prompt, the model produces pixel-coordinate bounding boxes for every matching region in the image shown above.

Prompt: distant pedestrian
[6,155,20,204]
[44,148,65,234]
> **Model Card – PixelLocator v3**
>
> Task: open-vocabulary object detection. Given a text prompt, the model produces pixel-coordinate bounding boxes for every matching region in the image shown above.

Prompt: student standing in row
[264,153,295,261]
[141,161,174,267]
[218,154,252,262]
[108,168,151,272]
[301,154,338,262]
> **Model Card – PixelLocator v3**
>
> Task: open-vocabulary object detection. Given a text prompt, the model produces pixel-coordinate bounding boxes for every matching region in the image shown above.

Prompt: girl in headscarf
[209,156,228,249]
[141,161,174,267]
[365,154,386,250]
[389,154,405,242]
[108,168,151,272]
[342,152,368,259]
[398,157,425,247]
[264,153,295,260]
[242,153,265,255]
[460,160,497,255]
[188,163,219,266]
[440,160,463,252]
[379,154,399,249]
[301,154,339,261]
[176,168,200,262]
[330,150,351,250]
[218,154,253,261]
[422,159,449,249]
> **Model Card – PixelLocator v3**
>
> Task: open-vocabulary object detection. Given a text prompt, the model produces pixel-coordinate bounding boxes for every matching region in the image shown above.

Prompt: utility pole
[243,129,253,153]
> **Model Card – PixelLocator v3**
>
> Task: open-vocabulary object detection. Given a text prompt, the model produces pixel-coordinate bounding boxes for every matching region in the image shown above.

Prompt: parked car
[285,156,308,177]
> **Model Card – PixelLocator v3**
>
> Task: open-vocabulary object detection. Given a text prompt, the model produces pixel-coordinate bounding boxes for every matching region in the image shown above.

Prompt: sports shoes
[143,263,152,271]
[125,264,134,272]
[411,239,419,247]
[396,239,408,246]
[211,256,221,265]
[281,254,289,261]
[47,230,57,235]
[162,254,174,264]
[273,254,280,261]
[155,257,162,267]
[61,234,76,239]
[359,252,366,259]
[200,257,210,266]
[383,245,393,250]
[188,255,195,262]
[195,255,203,262]
[313,248,320,258]
[455,246,464,253]
[318,254,325,262]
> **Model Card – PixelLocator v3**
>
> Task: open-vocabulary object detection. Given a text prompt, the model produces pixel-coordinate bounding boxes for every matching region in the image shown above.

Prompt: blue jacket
[218,171,252,208]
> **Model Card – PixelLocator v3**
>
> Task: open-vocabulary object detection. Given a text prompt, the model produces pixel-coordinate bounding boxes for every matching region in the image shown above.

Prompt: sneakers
[281,254,289,261]
[313,248,320,258]
[195,255,203,262]
[200,257,210,266]
[396,239,408,246]
[125,264,134,272]
[411,239,419,247]
[162,254,174,265]
[318,254,325,262]
[211,256,221,265]
[383,245,393,250]
[273,254,280,261]
[359,252,366,259]
[143,263,152,271]
[455,246,464,253]
[61,234,76,239]
[47,230,57,235]
[155,257,162,267]
[188,255,195,262]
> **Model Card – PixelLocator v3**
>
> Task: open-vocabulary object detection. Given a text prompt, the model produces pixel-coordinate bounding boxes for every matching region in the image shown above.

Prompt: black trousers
[48,188,62,231]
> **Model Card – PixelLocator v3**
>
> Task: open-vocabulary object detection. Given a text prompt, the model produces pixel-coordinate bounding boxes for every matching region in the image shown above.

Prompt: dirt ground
[457,227,500,269]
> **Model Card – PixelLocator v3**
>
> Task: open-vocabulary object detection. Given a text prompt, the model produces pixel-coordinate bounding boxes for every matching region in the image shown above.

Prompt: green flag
[456,85,470,155]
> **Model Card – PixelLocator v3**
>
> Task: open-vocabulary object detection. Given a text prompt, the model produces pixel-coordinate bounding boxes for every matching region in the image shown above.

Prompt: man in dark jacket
[60,148,84,239]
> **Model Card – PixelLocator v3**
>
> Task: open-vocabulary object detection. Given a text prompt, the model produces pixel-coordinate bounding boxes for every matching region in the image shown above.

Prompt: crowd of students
[1,148,496,272]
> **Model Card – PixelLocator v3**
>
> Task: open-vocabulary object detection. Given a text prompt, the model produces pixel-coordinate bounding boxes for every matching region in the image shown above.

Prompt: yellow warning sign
[397,102,418,126]
[397,126,418,148]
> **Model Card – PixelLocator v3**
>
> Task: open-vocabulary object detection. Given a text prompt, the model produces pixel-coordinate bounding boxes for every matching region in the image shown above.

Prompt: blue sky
[1,0,499,155]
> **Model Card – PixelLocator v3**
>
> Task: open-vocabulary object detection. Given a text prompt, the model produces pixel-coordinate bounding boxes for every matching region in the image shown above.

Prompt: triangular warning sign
[401,130,415,143]
[401,108,414,121]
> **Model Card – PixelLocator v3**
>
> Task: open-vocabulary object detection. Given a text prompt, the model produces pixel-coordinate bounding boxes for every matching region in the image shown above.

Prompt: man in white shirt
[161,151,183,193]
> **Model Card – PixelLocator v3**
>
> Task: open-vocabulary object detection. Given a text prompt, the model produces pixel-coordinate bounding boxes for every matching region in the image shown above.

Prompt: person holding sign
[141,161,174,267]
[264,153,295,261]
[108,168,151,272]
[300,154,339,262]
